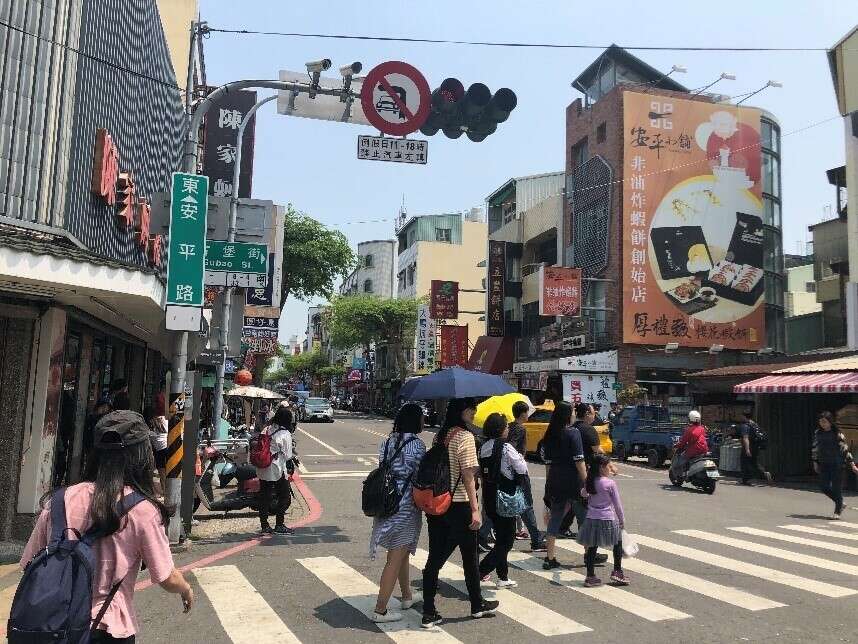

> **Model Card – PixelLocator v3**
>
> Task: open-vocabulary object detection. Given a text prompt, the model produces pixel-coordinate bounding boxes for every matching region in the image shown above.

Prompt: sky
[198,1,858,345]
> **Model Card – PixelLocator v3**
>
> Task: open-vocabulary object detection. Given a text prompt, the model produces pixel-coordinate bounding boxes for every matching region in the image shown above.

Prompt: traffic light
[419,78,516,142]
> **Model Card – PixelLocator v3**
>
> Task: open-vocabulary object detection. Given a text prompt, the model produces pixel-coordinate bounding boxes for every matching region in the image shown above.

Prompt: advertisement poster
[440,325,469,368]
[622,92,764,349]
[563,373,617,405]
[203,89,257,198]
[539,266,582,316]
[487,240,506,336]
[430,280,459,320]
[414,304,437,374]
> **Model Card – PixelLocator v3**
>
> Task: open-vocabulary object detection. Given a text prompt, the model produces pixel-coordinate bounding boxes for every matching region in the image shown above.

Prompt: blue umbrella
[398,367,515,400]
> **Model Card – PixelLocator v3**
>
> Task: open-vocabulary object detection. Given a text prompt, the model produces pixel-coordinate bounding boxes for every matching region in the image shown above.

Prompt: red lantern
[234,369,253,386]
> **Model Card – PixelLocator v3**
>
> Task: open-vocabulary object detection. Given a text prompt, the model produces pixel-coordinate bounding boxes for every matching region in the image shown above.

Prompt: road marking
[633,533,855,598]
[411,548,591,636]
[194,565,301,643]
[616,473,634,478]
[507,551,690,622]
[677,529,858,577]
[729,526,858,557]
[296,427,342,455]
[554,541,784,611]
[299,556,461,642]
[781,524,858,541]
[828,521,858,530]
[303,453,380,457]
[0,564,18,579]
[300,472,371,479]
[298,460,309,474]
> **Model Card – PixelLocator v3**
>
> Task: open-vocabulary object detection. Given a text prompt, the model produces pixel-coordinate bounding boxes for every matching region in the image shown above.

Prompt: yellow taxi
[523,400,613,461]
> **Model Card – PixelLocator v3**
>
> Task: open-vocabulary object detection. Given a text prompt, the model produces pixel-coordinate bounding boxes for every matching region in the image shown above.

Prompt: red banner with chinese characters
[539,266,582,316]
[487,240,506,336]
[440,325,469,368]
[430,280,459,320]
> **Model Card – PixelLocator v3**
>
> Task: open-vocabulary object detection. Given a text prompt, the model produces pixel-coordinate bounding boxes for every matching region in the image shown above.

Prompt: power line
[0,18,186,94]
[208,27,833,52]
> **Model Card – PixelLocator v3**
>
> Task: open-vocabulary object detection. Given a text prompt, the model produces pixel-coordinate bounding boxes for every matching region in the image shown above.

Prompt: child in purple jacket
[577,454,629,587]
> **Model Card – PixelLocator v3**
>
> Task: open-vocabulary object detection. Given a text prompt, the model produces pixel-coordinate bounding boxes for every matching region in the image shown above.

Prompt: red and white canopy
[734,372,858,394]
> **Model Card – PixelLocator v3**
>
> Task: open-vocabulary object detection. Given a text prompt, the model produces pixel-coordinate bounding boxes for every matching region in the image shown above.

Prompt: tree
[265,349,332,391]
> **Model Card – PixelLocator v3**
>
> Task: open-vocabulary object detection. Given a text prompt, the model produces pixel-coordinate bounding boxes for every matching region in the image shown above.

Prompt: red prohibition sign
[361,61,431,136]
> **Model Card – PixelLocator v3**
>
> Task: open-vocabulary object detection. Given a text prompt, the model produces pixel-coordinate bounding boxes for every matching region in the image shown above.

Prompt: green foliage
[265,349,331,387]
[328,295,420,351]
[617,384,649,406]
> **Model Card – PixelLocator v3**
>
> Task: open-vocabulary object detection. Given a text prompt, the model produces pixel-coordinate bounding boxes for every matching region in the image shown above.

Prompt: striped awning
[734,372,858,394]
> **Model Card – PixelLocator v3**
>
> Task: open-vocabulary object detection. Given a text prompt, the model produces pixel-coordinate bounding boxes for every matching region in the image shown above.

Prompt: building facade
[785,263,820,318]
[339,239,397,298]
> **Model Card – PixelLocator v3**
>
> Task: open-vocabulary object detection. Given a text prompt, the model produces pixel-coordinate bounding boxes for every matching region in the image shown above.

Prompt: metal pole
[212,95,278,434]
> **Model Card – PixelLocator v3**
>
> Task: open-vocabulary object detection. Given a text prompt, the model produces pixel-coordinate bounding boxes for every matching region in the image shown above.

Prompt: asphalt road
[128,413,858,643]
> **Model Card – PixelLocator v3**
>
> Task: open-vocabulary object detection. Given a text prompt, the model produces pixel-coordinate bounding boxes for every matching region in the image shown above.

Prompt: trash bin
[719,440,742,473]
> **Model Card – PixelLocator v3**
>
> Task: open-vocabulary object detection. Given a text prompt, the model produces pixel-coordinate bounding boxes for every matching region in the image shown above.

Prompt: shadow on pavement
[258,525,349,547]
[786,513,834,521]
[312,599,380,633]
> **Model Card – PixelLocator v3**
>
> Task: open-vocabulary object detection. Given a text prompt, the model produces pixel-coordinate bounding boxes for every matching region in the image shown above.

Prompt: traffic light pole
[212,94,278,434]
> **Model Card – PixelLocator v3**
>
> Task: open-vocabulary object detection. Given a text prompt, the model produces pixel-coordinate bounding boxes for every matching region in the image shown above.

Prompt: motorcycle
[195,444,292,513]
[669,450,720,494]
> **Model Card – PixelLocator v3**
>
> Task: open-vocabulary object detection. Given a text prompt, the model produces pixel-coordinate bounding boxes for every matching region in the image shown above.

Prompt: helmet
[688,410,701,423]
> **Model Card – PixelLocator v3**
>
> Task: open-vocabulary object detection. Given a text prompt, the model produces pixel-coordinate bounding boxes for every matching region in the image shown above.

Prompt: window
[571,137,589,169]
[397,270,406,291]
[407,264,415,286]
[408,230,416,248]
[763,230,783,273]
[806,282,817,293]
[435,228,451,242]
[596,122,606,143]
[363,279,373,293]
[502,202,516,226]
[364,254,373,268]
[762,151,780,198]
[763,197,781,228]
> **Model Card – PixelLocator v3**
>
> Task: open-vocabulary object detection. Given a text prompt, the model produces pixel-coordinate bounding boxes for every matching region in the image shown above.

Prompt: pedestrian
[507,400,545,551]
[255,406,295,535]
[422,398,499,629]
[370,402,427,623]
[542,401,587,570]
[577,453,629,587]
[144,401,169,499]
[18,408,193,642]
[478,413,530,587]
[738,410,772,485]
[812,411,858,520]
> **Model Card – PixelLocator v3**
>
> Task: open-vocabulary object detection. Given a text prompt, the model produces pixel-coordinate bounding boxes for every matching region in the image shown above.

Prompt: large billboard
[622,92,764,349]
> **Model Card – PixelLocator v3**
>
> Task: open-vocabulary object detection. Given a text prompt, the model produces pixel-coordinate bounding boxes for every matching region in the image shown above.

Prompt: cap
[93,410,151,450]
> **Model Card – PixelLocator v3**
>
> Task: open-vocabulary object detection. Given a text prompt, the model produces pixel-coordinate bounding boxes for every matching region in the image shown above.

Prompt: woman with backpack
[812,411,858,520]
[369,402,427,623]
[255,405,295,535]
[478,413,529,588]
[16,409,193,643]
[143,402,168,499]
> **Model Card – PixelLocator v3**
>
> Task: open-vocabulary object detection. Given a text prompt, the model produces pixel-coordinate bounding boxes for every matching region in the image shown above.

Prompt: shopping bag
[621,529,639,558]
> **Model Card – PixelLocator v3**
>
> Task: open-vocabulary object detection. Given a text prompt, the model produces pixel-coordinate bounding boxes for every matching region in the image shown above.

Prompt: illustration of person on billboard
[695,111,761,186]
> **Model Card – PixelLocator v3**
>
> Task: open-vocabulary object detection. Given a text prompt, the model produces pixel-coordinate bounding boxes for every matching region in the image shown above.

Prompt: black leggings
[818,462,844,514]
[479,511,516,581]
[259,475,291,527]
[585,543,623,577]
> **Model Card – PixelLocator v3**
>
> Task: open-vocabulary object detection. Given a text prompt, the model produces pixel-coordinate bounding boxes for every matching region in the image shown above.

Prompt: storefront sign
[166,173,209,330]
[539,266,582,316]
[622,92,764,349]
[430,280,459,320]
[487,240,506,336]
[352,356,366,370]
[558,350,618,373]
[440,325,469,368]
[539,319,588,355]
[563,372,617,405]
[347,368,363,382]
[91,129,119,205]
[203,89,257,198]
[513,358,559,374]
[244,337,277,354]
[415,304,437,374]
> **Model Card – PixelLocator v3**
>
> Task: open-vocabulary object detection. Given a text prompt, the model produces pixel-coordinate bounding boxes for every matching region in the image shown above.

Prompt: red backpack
[249,428,283,468]
[412,429,462,516]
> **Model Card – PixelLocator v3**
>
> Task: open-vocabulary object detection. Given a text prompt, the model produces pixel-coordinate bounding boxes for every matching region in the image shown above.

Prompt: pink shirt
[20,482,174,638]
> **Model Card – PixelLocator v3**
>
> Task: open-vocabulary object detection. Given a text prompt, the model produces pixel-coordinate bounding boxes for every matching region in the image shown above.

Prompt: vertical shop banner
[563,373,617,405]
[203,89,258,198]
[539,266,582,316]
[430,280,459,320]
[622,92,764,349]
[487,240,506,336]
[440,325,469,368]
[414,304,437,374]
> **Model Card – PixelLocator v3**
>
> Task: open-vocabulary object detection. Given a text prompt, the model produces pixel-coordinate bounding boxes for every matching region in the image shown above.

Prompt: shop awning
[469,336,515,375]
[734,372,858,393]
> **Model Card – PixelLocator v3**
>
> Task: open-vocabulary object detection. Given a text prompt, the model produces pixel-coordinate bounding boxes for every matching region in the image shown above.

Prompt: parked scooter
[669,450,720,494]
[195,444,291,513]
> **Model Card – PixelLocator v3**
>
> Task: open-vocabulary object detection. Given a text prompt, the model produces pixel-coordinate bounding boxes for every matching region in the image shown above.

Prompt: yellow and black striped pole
[165,391,185,543]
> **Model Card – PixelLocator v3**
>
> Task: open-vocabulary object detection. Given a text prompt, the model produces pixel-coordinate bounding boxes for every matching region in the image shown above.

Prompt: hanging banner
[203,89,257,198]
[487,240,506,336]
[539,266,582,316]
[440,325,469,368]
[414,304,437,374]
[563,373,617,405]
[622,91,764,349]
[430,280,459,320]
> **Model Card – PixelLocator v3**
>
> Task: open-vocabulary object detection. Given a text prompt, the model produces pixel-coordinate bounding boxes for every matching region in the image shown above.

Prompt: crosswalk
[185,519,858,642]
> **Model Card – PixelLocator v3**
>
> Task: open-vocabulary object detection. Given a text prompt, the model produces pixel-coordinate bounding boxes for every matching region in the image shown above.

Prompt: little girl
[576,454,629,587]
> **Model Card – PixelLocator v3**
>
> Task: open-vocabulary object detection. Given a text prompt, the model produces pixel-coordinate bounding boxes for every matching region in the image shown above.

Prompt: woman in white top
[144,402,169,498]
[256,406,294,535]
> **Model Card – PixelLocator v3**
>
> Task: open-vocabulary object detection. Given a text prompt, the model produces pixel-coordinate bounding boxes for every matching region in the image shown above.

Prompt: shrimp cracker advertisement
[622,92,764,349]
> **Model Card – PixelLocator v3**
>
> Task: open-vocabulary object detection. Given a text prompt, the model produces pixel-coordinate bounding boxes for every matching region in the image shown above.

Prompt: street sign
[360,61,431,136]
[613,382,623,391]
[357,135,428,164]
[205,241,268,274]
[196,348,226,367]
[277,70,371,125]
[205,271,268,288]
[166,172,209,331]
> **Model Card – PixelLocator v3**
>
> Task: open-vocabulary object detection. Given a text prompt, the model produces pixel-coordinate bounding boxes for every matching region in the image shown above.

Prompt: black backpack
[412,429,463,516]
[362,436,416,518]
[748,421,768,449]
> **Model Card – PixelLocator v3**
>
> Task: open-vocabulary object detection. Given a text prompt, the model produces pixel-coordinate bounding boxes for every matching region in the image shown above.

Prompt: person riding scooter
[670,410,709,479]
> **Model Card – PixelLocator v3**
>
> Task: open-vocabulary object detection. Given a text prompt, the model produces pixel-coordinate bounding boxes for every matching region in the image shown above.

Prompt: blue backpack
[7,488,146,643]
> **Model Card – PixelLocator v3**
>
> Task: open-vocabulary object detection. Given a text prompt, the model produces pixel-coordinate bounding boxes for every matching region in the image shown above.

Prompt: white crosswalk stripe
[410,548,591,636]
[780,524,858,541]
[729,526,858,556]
[194,565,302,644]
[828,521,858,529]
[553,541,785,611]
[506,551,690,622]
[633,533,856,598]
[299,556,461,642]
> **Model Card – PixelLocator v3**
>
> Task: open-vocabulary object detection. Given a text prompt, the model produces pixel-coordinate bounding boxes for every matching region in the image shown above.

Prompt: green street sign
[166,172,209,308]
[612,382,623,391]
[205,241,268,274]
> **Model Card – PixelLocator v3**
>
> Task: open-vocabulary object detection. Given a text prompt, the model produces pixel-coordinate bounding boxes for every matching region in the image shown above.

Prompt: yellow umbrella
[474,393,535,428]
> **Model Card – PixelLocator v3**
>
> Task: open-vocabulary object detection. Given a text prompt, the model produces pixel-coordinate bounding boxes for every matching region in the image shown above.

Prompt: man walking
[738,410,772,485]
[507,401,546,552]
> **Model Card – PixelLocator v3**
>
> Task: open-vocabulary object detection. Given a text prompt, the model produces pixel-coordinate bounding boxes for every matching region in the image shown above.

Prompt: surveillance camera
[339,62,362,77]
[306,59,332,74]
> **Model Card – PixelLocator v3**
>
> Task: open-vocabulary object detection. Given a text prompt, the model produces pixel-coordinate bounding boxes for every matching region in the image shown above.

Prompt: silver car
[303,397,334,422]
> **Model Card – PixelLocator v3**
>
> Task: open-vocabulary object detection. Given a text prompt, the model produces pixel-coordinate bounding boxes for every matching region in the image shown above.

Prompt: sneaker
[832,512,842,520]
[529,542,547,553]
[421,612,443,629]
[496,578,518,589]
[559,529,576,539]
[764,471,773,484]
[583,576,602,588]
[371,610,403,623]
[610,570,630,586]
[478,540,492,553]
[514,530,529,541]
[542,558,561,570]
[480,573,492,582]
[594,553,609,564]
[273,525,294,535]
[471,600,499,618]
[259,525,273,535]
[400,591,422,610]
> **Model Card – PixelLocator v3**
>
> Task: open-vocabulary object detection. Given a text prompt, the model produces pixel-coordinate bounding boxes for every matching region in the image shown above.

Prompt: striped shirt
[445,428,478,503]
